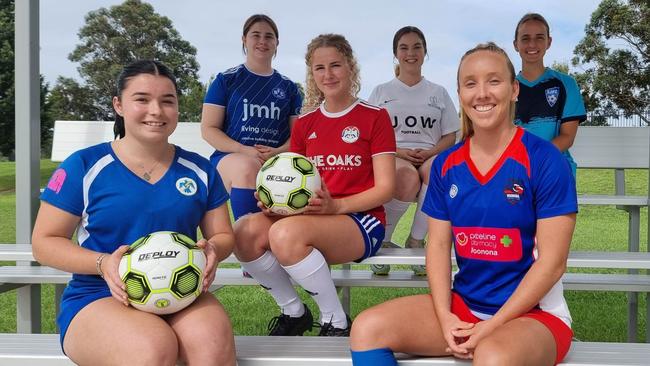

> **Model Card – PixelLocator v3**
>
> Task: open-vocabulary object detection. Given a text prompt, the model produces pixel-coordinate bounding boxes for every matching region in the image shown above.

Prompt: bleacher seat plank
[1,267,648,293]
[578,195,648,206]
[1,333,649,366]
[4,245,650,270]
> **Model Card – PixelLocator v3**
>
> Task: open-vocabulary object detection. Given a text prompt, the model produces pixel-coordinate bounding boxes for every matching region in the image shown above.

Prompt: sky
[39,0,602,106]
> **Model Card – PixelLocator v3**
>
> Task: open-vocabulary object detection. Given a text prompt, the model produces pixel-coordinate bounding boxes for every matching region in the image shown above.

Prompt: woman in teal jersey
[513,13,587,175]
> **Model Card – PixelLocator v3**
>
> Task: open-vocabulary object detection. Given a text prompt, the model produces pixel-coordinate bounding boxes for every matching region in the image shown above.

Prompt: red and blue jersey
[422,128,577,322]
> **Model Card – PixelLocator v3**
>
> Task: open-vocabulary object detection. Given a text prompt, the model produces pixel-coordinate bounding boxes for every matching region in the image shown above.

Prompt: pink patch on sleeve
[46,168,67,194]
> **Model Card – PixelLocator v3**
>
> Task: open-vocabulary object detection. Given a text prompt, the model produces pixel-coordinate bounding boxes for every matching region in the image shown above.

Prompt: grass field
[0,161,647,341]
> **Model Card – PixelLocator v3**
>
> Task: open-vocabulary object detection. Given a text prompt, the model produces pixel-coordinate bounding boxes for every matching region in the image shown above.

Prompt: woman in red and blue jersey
[350,42,577,366]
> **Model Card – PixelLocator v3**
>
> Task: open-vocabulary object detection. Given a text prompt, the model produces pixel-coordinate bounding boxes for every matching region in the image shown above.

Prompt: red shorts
[450,292,573,364]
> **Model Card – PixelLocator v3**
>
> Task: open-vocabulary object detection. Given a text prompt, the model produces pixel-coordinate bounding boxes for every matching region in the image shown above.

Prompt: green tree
[0,0,53,158]
[0,0,14,158]
[48,77,105,121]
[572,0,650,124]
[68,0,201,121]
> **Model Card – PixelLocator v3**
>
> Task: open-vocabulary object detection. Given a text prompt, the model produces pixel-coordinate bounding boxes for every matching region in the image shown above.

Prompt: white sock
[410,184,429,241]
[383,199,412,243]
[283,249,347,328]
[240,251,304,317]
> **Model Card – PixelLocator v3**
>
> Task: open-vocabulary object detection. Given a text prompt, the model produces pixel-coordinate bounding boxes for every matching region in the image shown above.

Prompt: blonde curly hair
[303,34,361,113]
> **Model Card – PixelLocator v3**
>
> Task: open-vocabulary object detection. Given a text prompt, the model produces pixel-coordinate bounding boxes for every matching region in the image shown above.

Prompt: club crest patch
[341,126,360,143]
[503,180,525,204]
[545,87,560,107]
[272,87,286,99]
[449,184,458,198]
[176,177,197,196]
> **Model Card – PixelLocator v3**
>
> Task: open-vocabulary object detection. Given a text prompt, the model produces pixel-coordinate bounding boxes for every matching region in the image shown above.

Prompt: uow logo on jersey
[242,99,281,122]
[545,87,560,107]
[392,116,437,129]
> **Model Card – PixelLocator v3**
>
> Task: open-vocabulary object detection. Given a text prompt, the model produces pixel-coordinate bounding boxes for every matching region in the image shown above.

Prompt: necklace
[139,160,161,181]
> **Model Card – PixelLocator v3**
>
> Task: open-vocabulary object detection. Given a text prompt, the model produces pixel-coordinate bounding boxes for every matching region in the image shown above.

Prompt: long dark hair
[113,60,178,139]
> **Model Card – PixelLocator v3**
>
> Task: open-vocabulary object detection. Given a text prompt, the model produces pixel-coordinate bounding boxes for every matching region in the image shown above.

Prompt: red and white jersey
[291,99,396,223]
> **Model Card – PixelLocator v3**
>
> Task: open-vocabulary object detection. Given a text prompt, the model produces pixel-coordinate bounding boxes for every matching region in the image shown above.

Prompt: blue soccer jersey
[515,68,587,173]
[204,64,302,154]
[423,128,577,323]
[40,142,228,343]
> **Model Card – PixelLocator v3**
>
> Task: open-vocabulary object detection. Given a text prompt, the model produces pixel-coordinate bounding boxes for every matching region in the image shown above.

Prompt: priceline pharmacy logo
[453,227,522,262]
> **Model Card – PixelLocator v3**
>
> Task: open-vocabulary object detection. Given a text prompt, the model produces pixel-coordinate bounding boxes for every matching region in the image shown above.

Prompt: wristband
[96,253,106,278]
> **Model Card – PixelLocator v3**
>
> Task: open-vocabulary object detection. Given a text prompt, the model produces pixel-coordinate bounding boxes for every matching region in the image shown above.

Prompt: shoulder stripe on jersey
[78,154,115,245]
[223,65,243,75]
[203,102,226,108]
[441,145,467,178]
[299,107,321,119]
[178,157,208,188]
[358,100,381,111]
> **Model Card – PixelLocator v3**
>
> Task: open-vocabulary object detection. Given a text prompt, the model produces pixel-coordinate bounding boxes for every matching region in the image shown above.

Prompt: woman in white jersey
[368,26,459,275]
[234,34,396,337]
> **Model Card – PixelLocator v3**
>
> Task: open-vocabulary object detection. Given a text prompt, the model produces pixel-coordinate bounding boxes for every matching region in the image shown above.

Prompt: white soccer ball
[118,231,206,315]
[256,152,321,215]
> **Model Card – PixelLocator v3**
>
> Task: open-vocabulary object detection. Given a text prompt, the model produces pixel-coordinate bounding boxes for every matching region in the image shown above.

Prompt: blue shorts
[348,212,385,262]
[57,276,111,350]
[209,151,230,168]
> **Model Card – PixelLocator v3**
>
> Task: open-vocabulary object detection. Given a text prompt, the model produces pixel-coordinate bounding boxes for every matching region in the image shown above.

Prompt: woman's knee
[350,307,391,350]
[233,214,269,260]
[223,155,261,187]
[472,338,515,366]
[394,166,421,201]
[268,220,309,263]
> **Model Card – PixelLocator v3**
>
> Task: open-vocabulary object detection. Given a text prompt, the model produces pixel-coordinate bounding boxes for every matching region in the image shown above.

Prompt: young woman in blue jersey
[201,14,302,221]
[513,13,587,175]
[350,42,577,366]
[234,34,396,337]
[32,60,236,365]
[368,26,459,276]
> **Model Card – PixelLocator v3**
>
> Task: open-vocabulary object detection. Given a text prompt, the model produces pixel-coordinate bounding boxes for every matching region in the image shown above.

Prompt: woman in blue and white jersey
[33,60,236,365]
[201,14,302,221]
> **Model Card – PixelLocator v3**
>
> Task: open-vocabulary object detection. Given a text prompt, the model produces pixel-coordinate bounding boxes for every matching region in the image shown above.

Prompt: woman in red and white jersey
[234,33,395,337]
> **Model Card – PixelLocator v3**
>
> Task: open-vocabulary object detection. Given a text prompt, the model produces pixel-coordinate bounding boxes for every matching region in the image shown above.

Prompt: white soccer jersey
[368,78,460,149]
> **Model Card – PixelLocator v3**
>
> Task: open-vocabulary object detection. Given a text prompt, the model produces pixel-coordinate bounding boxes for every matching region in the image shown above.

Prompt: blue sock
[351,348,397,366]
[230,187,260,220]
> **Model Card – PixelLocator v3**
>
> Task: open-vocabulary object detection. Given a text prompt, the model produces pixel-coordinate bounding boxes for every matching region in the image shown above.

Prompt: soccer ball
[256,152,321,215]
[118,231,206,315]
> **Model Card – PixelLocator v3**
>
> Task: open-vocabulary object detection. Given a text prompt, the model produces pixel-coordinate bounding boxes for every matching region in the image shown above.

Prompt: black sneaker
[267,304,314,336]
[318,314,352,337]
